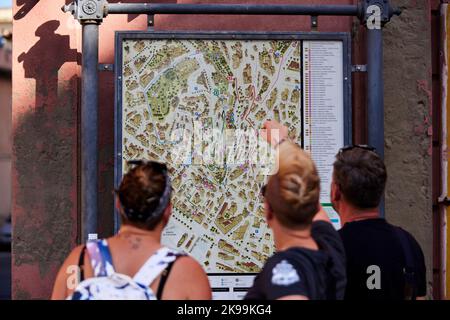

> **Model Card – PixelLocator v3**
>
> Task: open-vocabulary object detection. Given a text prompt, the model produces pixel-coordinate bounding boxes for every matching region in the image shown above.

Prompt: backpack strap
[156,260,176,300]
[394,227,418,300]
[78,245,86,282]
[86,239,115,277]
[133,247,183,287]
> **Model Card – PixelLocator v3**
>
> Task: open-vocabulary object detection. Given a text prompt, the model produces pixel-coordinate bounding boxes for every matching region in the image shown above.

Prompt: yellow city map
[121,39,302,273]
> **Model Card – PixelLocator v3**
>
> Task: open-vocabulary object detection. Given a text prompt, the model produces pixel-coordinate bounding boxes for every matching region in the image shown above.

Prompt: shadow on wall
[14,0,39,20]
[18,21,80,109]
[13,20,80,299]
[14,1,75,21]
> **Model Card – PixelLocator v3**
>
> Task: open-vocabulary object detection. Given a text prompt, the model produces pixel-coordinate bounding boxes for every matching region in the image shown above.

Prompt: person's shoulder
[337,222,357,241]
[259,251,305,282]
[51,244,87,299]
[63,244,86,267]
[250,251,310,300]
[170,254,209,282]
[265,250,296,264]
[167,253,212,299]
[397,226,418,241]
[395,226,424,252]
[262,249,311,274]
[312,220,337,233]
[260,251,292,274]
[312,220,342,244]
[311,221,346,265]
[338,219,385,238]
[173,254,203,270]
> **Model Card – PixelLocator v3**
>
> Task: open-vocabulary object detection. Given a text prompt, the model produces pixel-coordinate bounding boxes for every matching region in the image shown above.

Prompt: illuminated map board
[115,32,351,299]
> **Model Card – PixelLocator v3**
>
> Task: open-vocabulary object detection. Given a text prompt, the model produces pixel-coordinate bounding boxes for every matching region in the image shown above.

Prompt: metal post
[81,23,99,242]
[359,0,400,158]
[367,30,385,217]
[360,0,396,217]
[367,28,384,159]
[62,0,106,242]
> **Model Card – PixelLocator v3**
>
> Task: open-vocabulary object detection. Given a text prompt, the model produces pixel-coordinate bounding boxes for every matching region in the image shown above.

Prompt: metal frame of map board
[113,30,352,249]
[60,1,402,243]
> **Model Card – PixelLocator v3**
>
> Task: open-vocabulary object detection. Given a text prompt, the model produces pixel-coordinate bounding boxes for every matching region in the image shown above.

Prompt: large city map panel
[121,39,302,273]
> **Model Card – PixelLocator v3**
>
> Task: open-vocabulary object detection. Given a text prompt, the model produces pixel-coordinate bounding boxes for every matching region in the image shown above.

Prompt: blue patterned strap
[86,239,115,277]
[133,247,183,287]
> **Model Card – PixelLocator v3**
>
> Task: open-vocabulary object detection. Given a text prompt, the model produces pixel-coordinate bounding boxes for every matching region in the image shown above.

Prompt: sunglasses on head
[339,144,377,154]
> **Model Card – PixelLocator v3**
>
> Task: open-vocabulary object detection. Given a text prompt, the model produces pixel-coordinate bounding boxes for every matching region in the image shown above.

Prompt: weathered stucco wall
[383,0,433,296]
[12,0,433,299]
[12,1,81,299]
[11,0,149,299]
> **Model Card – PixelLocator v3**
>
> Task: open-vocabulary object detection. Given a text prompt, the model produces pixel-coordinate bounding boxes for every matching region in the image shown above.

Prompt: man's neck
[339,206,380,226]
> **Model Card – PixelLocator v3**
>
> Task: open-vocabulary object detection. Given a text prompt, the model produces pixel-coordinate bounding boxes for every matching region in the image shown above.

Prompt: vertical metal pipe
[367,28,385,216]
[81,23,99,242]
[367,28,384,158]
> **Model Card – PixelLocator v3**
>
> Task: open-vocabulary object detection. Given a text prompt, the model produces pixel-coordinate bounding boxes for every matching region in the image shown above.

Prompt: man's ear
[331,180,341,203]
[115,197,122,212]
[264,200,274,225]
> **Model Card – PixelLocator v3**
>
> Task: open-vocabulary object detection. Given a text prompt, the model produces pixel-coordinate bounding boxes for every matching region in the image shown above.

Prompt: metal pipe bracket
[357,0,402,27]
[62,0,108,24]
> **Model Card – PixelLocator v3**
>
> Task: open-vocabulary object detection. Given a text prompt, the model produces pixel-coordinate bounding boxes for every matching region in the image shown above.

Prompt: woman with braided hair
[245,120,347,300]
